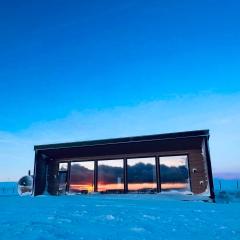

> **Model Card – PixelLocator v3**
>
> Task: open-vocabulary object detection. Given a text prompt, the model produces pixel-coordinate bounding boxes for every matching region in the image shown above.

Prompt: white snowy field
[0,194,240,240]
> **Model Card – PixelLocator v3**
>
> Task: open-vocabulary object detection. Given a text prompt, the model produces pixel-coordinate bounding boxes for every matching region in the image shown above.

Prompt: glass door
[58,163,68,195]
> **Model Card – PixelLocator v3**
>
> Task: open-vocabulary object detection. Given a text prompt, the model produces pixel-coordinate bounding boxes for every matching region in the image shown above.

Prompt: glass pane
[98,159,124,193]
[58,172,67,194]
[127,157,157,192]
[160,155,190,192]
[69,161,94,193]
[59,163,68,171]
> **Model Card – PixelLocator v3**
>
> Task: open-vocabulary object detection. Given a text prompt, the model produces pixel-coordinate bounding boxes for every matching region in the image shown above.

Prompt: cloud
[0,92,240,181]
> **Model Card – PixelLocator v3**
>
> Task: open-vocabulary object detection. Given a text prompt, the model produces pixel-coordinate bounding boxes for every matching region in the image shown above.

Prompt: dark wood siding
[188,149,209,194]
[47,160,59,195]
[33,154,47,196]
[38,137,203,160]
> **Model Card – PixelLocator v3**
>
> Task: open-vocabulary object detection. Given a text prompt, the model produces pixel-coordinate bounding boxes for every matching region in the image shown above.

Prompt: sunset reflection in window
[160,155,190,192]
[69,161,94,193]
[127,157,157,192]
[98,159,124,192]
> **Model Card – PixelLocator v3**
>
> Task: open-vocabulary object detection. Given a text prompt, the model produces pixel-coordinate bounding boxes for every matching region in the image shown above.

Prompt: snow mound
[0,194,240,240]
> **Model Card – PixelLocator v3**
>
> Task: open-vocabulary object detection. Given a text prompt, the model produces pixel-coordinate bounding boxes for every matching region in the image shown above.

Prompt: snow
[0,194,240,240]
[1,180,240,239]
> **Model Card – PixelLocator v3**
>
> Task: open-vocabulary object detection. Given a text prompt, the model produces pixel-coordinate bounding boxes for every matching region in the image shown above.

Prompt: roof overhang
[34,130,209,160]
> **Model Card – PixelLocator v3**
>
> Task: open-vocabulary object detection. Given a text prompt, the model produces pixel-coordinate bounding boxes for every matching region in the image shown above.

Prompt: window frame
[158,154,192,192]
[57,152,192,194]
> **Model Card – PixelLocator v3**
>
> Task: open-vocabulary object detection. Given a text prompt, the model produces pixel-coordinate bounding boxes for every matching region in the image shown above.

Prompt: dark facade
[33,130,214,199]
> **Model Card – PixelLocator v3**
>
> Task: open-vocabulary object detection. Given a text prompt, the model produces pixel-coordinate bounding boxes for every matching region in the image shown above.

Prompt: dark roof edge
[34,129,210,151]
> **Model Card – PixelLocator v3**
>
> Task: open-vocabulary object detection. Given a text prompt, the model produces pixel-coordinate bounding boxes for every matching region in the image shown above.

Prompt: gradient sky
[0,0,240,180]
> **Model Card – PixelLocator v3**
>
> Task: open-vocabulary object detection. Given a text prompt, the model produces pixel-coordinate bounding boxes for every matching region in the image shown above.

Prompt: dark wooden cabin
[33,130,214,199]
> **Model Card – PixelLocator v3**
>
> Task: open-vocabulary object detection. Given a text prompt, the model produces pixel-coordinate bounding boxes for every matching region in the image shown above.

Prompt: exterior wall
[33,153,47,196]
[44,148,210,196]
[188,149,209,194]
[46,161,59,195]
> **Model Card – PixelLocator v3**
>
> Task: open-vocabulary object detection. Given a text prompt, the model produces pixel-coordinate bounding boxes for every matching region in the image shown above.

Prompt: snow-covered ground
[0,194,240,240]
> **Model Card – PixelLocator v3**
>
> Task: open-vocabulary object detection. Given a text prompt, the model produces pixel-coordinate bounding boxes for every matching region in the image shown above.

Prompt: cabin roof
[34,129,209,151]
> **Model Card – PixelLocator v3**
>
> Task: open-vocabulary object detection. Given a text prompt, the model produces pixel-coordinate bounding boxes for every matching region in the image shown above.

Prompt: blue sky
[0,0,240,180]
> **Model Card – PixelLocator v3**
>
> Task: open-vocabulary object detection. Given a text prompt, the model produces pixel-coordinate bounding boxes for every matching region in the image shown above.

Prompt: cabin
[33,130,214,199]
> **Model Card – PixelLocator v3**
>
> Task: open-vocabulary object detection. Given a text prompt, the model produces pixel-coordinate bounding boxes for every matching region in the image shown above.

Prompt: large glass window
[160,155,190,192]
[69,161,94,193]
[127,157,157,192]
[98,159,124,193]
